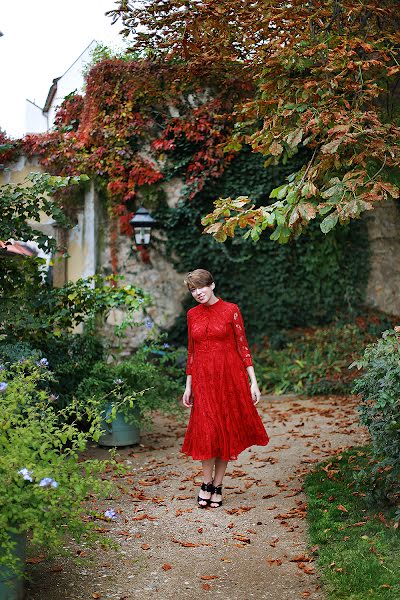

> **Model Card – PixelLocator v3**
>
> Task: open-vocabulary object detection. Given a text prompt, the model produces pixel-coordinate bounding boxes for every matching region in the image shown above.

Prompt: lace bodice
[186,299,253,375]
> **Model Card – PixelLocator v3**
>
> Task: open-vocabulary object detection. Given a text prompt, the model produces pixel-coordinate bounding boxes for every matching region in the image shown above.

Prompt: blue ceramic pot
[98,404,140,447]
[0,533,26,600]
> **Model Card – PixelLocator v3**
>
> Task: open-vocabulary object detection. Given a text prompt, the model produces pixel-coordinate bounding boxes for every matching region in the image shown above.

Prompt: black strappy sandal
[197,481,213,508]
[209,483,223,508]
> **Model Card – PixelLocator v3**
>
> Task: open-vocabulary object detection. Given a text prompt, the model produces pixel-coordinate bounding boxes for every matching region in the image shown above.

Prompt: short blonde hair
[184,269,214,290]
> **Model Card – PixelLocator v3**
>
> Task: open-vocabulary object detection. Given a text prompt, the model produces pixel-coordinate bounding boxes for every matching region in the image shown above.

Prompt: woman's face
[189,284,215,305]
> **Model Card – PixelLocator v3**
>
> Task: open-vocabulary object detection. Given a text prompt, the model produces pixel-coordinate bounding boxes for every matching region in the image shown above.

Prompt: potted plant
[76,338,184,447]
[0,360,114,597]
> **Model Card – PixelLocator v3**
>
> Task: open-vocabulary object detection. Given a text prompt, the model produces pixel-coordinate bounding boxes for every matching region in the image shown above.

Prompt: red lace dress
[181,299,269,461]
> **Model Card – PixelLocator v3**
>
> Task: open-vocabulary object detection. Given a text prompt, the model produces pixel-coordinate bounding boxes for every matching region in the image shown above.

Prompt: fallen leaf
[26,555,46,564]
[202,583,211,591]
[141,544,151,550]
[266,558,282,566]
[290,555,312,563]
[172,538,202,548]
[162,564,172,571]
[200,576,219,580]
[92,594,101,599]
[337,504,348,513]
[225,506,255,515]
[175,508,193,517]
[233,534,250,544]
[50,565,63,573]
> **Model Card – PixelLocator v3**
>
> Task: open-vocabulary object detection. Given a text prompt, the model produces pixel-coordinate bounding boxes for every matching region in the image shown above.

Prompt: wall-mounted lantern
[129,206,157,262]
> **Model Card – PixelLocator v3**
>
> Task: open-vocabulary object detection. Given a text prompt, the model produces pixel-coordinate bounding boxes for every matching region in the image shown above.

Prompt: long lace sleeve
[186,312,194,375]
[232,304,253,367]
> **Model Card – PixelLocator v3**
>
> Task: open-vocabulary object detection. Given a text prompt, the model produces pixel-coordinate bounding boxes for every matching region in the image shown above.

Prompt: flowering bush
[0,360,114,576]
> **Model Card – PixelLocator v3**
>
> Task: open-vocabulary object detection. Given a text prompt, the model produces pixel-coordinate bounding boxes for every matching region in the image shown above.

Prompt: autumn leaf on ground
[172,538,210,548]
[337,504,348,513]
[141,543,151,550]
[162,564,172,571]
[202,583,212,590]
[266,558,283,566]
[233,534,250,544]
[200,575,219,580]
[176,508,193,516]
[50,564,64,572]
[92,594,101,599]
[290,554,312,563]
[132,513,157,521]
[225,506,255,515]
[26,555,46,564]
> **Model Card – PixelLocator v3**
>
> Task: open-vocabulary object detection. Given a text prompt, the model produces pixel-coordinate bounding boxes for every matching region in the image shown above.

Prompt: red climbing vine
[7,58,252,272]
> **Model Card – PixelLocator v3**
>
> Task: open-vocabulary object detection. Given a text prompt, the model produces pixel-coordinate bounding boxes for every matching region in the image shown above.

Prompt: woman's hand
[182,387,193,407]
[250,382,261,405]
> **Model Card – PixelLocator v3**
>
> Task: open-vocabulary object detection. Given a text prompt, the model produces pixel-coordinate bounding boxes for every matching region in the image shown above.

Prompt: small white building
[24,40,98,134]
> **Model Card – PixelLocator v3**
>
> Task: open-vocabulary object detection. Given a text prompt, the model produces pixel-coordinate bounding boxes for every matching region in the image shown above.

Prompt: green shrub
[254,313,393,395]
[0,360,113,576]
[76,338,184,426]
[351,328,400,506]
[0,333,105,407]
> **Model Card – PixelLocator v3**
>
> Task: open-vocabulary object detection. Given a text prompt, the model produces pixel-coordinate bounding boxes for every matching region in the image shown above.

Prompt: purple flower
[37,358,49,367]
[18,468,33,482]
[163,343,170,349]
[0,382,8,393]
[144,317,154,329]
[113,378,123,386]
[104,509,118,520]
[39,477,58,488]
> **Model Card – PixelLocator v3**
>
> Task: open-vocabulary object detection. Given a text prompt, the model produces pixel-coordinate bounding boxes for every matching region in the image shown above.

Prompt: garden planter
[98,404,140,447]
[0,533,26,600]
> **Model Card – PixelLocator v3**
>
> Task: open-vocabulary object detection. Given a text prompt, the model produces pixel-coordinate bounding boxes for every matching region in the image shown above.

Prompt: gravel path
[26,395,368,600]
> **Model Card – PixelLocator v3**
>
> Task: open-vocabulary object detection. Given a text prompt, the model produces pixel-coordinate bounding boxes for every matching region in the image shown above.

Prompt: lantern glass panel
[134,227,151,246]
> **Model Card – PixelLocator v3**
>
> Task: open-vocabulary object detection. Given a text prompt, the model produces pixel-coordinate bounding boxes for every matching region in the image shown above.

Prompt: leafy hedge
[352,329,400,506]
[159,148,370,345]
[254,313,394,396]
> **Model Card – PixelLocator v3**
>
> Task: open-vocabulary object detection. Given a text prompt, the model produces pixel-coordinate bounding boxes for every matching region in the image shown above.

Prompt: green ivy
[157,148,370,344]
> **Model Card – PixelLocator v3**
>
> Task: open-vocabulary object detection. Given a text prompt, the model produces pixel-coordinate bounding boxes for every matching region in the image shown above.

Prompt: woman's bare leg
[198,458,216,506]
[210,457,228,507]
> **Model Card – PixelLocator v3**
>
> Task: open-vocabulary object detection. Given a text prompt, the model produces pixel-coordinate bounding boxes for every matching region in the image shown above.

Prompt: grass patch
[304,449,400,600]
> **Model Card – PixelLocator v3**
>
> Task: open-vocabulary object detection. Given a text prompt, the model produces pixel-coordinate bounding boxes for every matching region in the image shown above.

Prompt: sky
[0,1,126,138]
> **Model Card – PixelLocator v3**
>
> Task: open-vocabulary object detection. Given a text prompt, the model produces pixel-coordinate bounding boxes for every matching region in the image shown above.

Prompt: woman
[181,269,269,508]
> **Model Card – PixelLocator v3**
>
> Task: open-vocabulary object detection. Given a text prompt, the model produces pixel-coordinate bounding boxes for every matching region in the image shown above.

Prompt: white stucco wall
[25,100,48,134]
[24,40,97,135]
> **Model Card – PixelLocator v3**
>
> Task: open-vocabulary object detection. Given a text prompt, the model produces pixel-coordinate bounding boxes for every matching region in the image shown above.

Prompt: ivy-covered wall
[158,149,370,345]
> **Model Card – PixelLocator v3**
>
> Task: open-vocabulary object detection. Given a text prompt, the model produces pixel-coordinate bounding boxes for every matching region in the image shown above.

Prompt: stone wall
[102,227,187,354]
[2,156,400,351]
[365,200,400,317]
